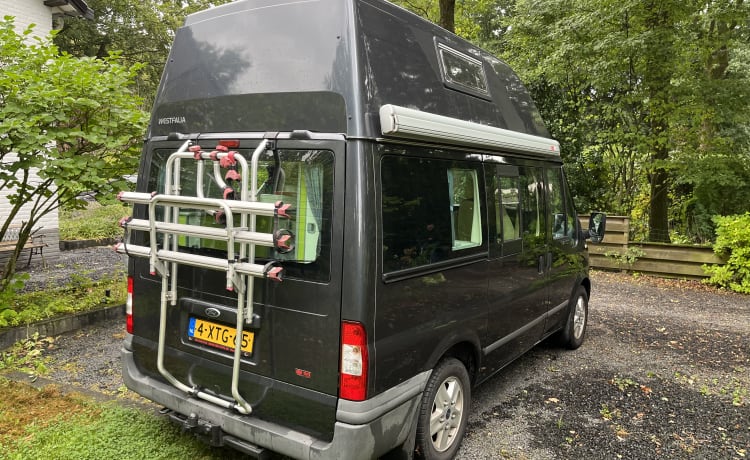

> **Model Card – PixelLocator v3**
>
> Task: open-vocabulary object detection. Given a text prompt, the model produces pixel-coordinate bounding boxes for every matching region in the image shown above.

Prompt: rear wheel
[415,358,470,460]
[559,285,588,350]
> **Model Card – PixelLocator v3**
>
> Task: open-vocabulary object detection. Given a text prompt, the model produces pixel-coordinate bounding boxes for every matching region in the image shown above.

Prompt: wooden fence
[579,216,725,279]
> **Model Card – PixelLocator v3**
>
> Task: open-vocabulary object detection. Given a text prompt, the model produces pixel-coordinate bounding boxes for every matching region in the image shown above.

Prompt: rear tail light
[218,139,240,149]
[126,276,134,334]
[340,321,368,401]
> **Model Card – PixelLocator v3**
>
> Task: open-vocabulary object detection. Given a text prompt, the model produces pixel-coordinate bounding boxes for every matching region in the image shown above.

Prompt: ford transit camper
[117,0,606,458]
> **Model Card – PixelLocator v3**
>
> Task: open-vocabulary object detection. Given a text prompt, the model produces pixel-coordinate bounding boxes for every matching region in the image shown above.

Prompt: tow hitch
[163,409,269,459]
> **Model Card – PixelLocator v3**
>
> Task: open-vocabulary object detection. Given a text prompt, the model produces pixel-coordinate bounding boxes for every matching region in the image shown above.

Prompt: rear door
[130,134,345,440]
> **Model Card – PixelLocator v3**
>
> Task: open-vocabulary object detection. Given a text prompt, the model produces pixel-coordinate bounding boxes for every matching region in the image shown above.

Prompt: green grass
[59,202,130,241]
[2,405,231,460]
[0,379,247,460]
[0,272,126,329]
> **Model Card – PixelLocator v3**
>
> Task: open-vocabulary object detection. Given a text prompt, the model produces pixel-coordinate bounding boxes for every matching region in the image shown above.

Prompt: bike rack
[116,138,291,414]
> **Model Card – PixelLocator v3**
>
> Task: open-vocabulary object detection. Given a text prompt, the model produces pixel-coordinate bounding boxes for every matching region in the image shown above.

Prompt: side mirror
[587,212,607,243]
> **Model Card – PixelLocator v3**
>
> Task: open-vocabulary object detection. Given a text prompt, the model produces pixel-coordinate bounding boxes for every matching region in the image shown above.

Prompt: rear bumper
[122,336,429,460]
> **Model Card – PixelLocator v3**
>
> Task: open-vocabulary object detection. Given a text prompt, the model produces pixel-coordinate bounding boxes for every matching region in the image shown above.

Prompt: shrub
[703,213,750,294]
[0,17,147,294]
[0,273,126,329]
[59,203,130,241]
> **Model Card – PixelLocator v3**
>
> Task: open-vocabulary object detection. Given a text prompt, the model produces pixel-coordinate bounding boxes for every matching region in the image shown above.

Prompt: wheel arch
[581,276,591,299]
[426,338,481,386]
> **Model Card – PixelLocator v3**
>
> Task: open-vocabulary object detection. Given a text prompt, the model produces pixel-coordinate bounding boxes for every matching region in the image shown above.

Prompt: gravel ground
[26,248,750,459]
[18,246,127,292]
[459,273,749,459]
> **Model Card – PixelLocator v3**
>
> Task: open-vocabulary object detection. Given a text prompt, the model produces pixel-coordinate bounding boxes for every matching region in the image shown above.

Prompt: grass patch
[0,378,247,459]
[59,202,130,241]
[0,272,126,329]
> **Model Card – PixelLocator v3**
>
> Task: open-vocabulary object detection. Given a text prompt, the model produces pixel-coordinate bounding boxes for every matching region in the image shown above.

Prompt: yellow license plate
[188,317,254,354]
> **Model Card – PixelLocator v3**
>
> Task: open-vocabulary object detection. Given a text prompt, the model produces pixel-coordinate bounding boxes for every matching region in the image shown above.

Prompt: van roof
[152,0,552,152]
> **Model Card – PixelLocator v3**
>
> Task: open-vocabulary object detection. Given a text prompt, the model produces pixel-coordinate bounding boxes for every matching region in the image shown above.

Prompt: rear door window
[147,147,334,281]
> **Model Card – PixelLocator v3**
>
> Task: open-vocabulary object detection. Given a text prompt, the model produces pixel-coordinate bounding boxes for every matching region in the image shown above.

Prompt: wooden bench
[0,225,47,268]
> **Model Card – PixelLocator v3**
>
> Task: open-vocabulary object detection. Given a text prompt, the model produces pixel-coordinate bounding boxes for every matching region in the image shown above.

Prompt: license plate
[188,317,254,355]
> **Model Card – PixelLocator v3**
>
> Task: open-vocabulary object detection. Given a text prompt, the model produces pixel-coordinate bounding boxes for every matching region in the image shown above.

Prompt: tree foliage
[53,0,234,108]
[0,18,148,292]
[704,213,750,293]
[392,0,506,35]
[500,0,750,242]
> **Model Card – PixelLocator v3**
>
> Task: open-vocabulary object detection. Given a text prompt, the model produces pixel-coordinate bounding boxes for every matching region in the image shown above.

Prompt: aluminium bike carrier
[115,138,293,415]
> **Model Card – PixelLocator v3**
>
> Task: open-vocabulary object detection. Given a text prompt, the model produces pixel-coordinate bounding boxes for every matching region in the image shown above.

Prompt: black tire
[415,358,471,460]
[559,285,589,350]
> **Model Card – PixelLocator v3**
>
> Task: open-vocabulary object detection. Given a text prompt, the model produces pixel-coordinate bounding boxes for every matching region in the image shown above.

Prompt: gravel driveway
[36,251,750,459]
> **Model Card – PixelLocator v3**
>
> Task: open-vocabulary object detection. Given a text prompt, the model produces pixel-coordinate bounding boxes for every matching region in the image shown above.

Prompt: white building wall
[0,0,54,36]
[0,1,61,267]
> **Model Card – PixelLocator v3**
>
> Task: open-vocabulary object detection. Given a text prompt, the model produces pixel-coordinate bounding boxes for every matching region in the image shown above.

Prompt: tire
[415,358,471,460]
[559,285,588,350]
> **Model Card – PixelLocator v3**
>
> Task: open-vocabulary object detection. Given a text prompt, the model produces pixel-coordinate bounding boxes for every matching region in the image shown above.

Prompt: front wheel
[415,358,470,460]
[559,285,589,350]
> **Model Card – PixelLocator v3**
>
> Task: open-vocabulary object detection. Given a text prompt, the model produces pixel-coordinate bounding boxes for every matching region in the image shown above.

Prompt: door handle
[538,255,545,274]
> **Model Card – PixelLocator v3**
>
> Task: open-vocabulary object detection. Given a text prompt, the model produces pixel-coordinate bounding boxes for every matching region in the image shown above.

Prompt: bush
[59,203,130,241]
[0,273,126,329]
[0,17,147,294]
[703,213,750,294]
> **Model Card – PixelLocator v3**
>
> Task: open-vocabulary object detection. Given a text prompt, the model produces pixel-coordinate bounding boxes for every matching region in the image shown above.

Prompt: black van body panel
[124,0,590,458]
[128,135,347,440]
[355,0,549,139]
[149,0,547,141]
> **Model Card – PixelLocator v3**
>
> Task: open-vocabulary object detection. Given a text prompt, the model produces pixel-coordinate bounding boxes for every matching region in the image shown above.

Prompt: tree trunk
[438,0,456,33]
[648,154,671,243]
[643,0,673,243]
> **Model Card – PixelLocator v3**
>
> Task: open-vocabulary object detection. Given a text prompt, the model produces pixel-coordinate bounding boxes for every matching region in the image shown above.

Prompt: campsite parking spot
[458,272,749,459]
[41,271,749,459]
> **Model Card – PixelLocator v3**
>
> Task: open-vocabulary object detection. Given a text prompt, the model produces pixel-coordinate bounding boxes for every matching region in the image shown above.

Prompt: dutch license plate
[188,317,254,355]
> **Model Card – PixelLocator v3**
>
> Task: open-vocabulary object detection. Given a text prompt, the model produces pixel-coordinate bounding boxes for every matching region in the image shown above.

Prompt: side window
[448,168,482,250]
[519,167,544,238]
[546,168,566,239]
[490,169,522,257]
[381,154,484,273]
[562,170,579,241]
[497,176,521,243]
[546,167,577,241]
[437,43,490,99]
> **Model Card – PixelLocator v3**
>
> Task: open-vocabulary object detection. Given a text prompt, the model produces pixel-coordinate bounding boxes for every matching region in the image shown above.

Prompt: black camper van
[117,0,606,459]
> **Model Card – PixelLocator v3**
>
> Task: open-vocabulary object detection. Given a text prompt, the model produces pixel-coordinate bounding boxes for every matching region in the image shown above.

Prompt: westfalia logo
[158,116,186,125]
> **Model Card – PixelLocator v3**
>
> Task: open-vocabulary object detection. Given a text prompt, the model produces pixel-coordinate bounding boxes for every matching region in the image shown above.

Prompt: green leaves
[500,0,750,242]
[53,0,235,107]
[704,213,750,294]
[0,17,147,294]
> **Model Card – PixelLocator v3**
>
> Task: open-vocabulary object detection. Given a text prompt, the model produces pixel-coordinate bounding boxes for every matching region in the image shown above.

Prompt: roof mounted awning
[379,104,561,156]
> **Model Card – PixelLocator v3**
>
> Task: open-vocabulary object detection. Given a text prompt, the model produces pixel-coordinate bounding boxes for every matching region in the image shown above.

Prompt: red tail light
[126,276,134,334]
[340,321,368,401]
[218,139,240,149]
